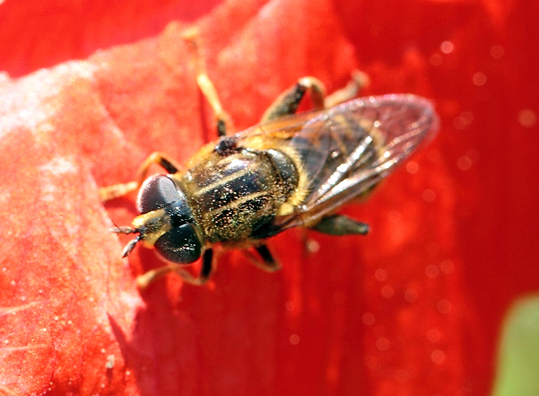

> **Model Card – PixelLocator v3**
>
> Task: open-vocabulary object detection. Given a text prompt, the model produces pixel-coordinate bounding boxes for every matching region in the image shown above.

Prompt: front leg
[136,249,215,288]
[99,152,182,202]
[183,28,233,137]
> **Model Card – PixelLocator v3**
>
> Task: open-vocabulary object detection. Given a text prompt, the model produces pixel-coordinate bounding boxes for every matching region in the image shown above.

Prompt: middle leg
[261,71,368,122]
[261,77,327,122]
[242,244,281,272]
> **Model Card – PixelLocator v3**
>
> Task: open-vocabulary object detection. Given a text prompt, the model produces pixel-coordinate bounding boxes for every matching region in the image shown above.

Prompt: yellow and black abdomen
[179,148,299,244]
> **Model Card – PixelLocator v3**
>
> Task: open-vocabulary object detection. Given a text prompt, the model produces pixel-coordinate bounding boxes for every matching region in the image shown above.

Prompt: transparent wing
[234,94,439,230]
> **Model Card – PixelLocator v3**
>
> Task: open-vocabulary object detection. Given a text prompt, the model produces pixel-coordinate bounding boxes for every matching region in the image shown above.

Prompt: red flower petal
[1,0,537,395]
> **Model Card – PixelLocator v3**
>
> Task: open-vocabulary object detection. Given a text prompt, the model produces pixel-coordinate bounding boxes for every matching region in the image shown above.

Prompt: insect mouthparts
[121,235,141,258]
[110,226,141,257]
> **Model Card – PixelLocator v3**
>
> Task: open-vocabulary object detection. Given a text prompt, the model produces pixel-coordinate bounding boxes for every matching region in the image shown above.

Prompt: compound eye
[138,175,180,214]
[154,224,202,264]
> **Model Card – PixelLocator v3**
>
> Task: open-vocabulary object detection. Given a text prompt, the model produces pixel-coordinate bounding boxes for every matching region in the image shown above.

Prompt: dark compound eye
[154,224,202,264]
[137,175,180,214]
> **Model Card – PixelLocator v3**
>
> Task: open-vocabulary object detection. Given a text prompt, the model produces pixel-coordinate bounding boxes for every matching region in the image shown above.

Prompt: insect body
[101,29,438,287]
[105,93,438,287]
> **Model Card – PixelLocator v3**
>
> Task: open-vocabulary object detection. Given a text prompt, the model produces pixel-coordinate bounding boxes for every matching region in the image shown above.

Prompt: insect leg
[324,70,369,108]
[192,249,215,284]
[136,249,215,288]
[242,244,281,272]
[261,71,369,122]
[261,77,327,122]
[310,214,370,236]
[100,152,182,202]
[183,27,233,137]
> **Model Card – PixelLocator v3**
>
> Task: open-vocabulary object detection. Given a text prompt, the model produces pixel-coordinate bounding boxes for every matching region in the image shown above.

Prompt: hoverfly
[101,31,438,288]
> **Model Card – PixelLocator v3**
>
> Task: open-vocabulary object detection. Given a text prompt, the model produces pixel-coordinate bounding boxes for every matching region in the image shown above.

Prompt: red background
[0,0,537,395]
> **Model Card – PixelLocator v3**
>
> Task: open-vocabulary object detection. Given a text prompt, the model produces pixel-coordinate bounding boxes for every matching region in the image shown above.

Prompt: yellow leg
[99,152,182,202]
[241,245,281,272]
[182,27,233,136]
[260,70,368,123]
[261,76,327,122]
[136,249,215,288]
[324,70,369,108]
